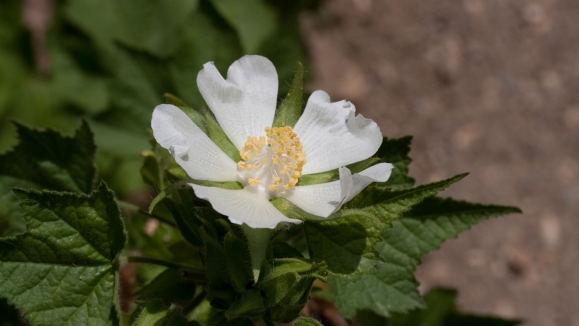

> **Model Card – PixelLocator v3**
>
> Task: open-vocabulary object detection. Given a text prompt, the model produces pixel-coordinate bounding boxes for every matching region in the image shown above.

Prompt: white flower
[151,55,393,229]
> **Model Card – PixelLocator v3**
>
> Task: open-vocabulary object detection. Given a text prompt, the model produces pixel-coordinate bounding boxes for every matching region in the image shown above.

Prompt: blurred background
[0,0,577,325]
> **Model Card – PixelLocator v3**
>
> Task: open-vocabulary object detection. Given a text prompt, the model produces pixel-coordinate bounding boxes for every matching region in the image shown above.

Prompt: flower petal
[197,55,278,149]
[191,184,301,229]
[152,104,238,181]
[283,180,342,218]
[284,163,393,217]
[294,90,383,174]
[336,163,394,210]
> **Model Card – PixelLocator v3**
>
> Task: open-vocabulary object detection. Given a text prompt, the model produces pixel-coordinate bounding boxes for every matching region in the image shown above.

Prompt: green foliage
[0,184,126,326]
[293,317,323,326]
[355,288,522,326]
[330,197,521,318]
[0,122,97,236]
[0,0,315,196]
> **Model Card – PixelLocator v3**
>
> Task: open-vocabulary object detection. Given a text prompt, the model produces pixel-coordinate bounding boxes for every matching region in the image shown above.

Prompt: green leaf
[272,62,304,128]
[347,173,468,211]
[209,0,277,53]
[132,300,194,326]
[0,183,127,326]
[114,0,199,57]
[356,288,522,326]
[0,122,98,237]
[331,197,521,318]
[168,4,242,109]
[374,136,414,189]
[0,121,97,193]
[65,0,199,58]
[304,209,385,275]
[293,317,323,326]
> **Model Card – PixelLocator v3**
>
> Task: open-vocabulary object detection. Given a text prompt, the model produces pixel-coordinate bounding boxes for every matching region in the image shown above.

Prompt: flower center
[238,126,306,193]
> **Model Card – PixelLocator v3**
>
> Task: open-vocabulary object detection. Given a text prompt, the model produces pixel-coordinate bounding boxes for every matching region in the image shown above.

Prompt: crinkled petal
[152,104,238,181]
[335,163,394,211]
[294,90,383,174]
[283,180,342,218]
[197,55,278,149]
[191,184,301,229]
[284,163,393,217]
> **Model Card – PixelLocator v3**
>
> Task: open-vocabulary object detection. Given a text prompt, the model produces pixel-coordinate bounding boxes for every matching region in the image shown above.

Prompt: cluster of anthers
[238,126,306,193]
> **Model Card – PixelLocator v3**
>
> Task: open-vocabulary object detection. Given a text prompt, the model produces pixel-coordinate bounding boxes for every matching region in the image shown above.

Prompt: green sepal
[165,93,240,162]
[0,183,126,326]
[293,317,323,326]
[272,62,304,128]
[297,156,379,187]
[224,231,254,292]
[131,300,197,326]
[224,289,266,320]
[259,258,327,306]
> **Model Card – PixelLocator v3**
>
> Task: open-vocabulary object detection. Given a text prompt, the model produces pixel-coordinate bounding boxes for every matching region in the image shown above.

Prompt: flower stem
[126,256,185,269]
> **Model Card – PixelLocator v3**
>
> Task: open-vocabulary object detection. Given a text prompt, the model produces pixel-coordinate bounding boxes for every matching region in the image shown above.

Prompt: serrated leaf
[374,136,414,189]
[0,122,98,237]
[209,0,277,53]
[331,197,521,318]
[0,121,97,193]
[356,288,522,326]
[293,317,323,326]
[304,209,385,275]
[272,62,304,128]
[347,173,468,211]
[0,183,127,326]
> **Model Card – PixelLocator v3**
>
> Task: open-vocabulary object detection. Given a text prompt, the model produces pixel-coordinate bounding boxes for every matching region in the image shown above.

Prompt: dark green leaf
[0,122,98,237]
[168,5,242,108]
[209,0,277,53]
[208,311,253,326]
[0,183,127,326]
[133,268,198,306]
[356,288,522,326]
[375,136,414,189]
[331,197,521,318]
[225,289,265,319]
[0,121,97,193]
[304,209,385,274]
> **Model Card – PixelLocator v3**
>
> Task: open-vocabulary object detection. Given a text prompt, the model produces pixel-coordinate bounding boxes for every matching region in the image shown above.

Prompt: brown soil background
[301,0,579,325]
